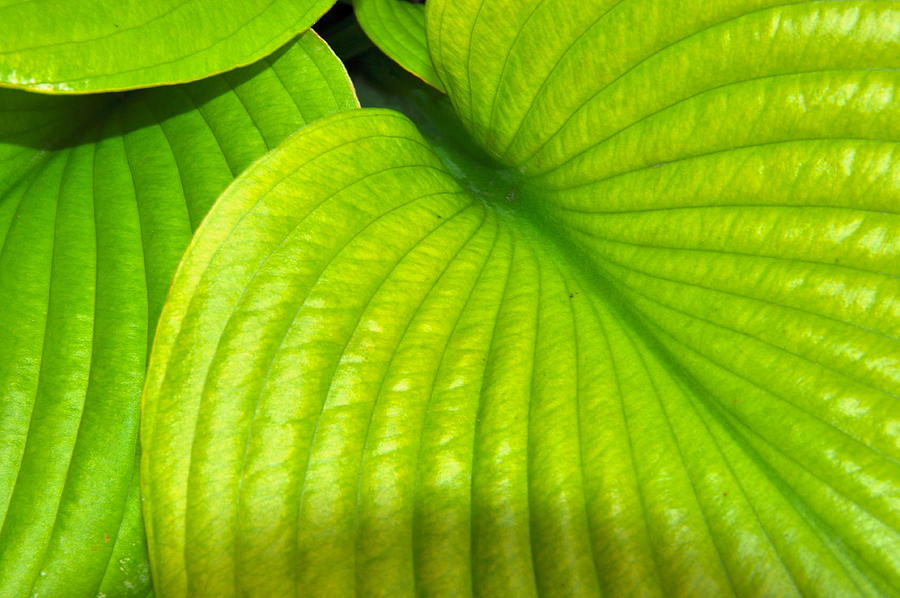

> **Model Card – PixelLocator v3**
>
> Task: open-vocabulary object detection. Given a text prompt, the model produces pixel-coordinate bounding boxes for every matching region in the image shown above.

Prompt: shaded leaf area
[353,0,444,91]
[0,0,338,93]
[318,3,376,63]
[350,48,515,203]
[144,0,900,596]
[0,33,356,598]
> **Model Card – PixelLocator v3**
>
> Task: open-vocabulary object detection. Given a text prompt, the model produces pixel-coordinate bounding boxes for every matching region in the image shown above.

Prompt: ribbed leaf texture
[0,33,356,597]
[143,2,900,596]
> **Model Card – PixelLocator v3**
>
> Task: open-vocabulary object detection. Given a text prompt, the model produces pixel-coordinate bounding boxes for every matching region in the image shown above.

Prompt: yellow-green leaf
[143,1,900,595]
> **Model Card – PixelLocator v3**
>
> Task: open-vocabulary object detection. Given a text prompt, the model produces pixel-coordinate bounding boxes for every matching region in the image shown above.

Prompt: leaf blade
[143,0,900,594]
[353,0,446,92]
[0,0,339,93]
[0,31,356,597]
[142,106,899,595]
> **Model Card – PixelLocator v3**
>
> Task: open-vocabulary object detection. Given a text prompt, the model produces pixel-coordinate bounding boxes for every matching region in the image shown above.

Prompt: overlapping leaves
[353,0,444,90]
[141,0,900,596]
[0,33,356,597]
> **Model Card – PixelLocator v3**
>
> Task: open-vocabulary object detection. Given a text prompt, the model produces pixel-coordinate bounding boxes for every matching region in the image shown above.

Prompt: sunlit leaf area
[1,1,898,596]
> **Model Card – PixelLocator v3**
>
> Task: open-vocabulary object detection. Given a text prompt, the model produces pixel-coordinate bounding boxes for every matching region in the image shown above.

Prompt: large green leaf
[0,32,356,597]
[353,0,445,91]
[142,1,900,595]
[0,0,338,93]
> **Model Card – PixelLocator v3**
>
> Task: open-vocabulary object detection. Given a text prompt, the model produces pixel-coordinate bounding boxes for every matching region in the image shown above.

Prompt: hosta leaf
[353,0,445,91]
[143,0,900,595]
[429,0,900,169]
[0,0,338,93]
[349,49,513,203]
[0,32,356,598]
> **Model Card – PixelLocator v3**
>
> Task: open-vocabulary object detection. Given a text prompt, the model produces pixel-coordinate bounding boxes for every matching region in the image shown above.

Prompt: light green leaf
[429,0,900,169]
[0,32,356,598]
[143,1,900,595]
[0,0,339,93]
[353,0,445,92]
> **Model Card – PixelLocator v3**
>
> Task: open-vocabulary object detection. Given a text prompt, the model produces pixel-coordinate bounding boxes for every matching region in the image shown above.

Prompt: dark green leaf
[353,0,445,91]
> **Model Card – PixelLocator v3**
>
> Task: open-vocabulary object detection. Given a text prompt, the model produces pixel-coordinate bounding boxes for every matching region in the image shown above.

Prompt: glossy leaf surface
[143,1,900,596]
[0,33,356,597]
[353,0,444,91]
[0,0,338,93]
